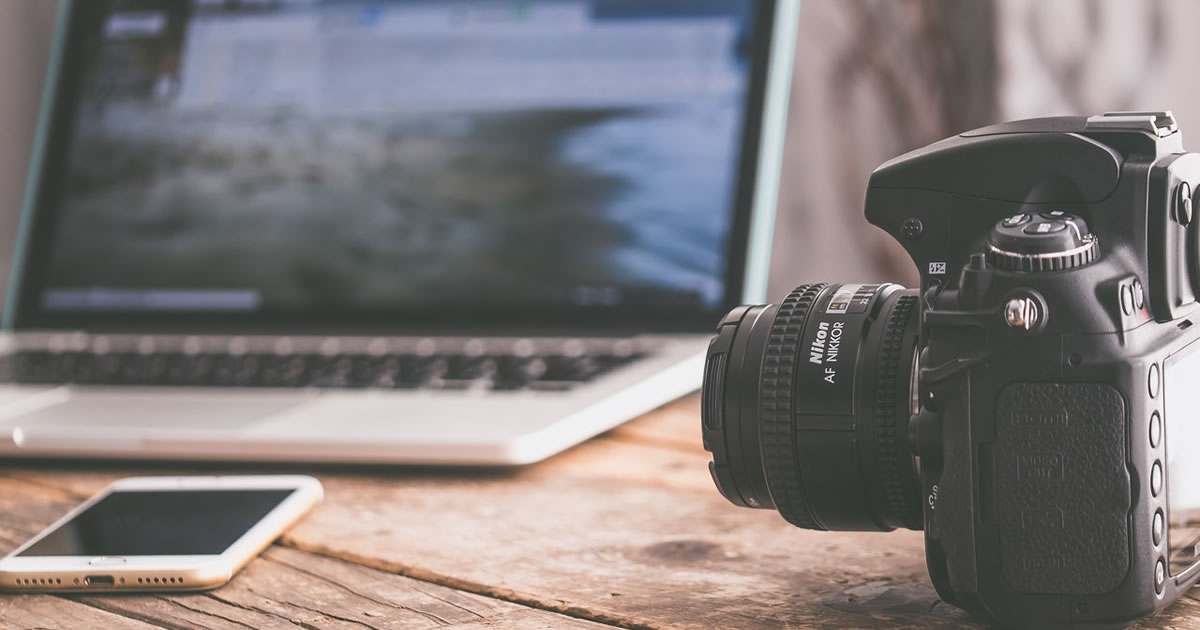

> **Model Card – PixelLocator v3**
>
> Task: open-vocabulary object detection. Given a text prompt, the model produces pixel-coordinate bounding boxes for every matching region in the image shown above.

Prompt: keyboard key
[4,347,647,391]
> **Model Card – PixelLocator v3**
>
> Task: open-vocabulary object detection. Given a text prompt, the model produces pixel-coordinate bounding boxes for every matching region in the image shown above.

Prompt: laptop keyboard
[7,350,646,392]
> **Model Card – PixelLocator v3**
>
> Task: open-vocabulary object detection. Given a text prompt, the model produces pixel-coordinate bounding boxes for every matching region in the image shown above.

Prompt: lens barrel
[701,283,923,531]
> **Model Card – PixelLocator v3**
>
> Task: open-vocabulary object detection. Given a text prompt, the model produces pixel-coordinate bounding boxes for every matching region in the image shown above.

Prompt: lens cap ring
[759,283,827,530]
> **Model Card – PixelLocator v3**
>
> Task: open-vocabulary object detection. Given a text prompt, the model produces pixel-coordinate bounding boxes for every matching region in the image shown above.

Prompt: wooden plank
[0,476,616,630]
[606,395,701,454]
[602,399,1200,629]
[1143,595,1200,630]
[0,475,80,549]
[4,459,980,629]
[534,434,712,493]
[0,477,161,630]
[278,472,985,630]
[6,404,1200,629]
[80,547,599,630]
[442,610,629,630]
[0,595,163,630]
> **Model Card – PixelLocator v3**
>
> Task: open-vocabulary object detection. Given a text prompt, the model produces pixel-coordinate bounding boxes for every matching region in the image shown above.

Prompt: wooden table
[3,395,1199,630]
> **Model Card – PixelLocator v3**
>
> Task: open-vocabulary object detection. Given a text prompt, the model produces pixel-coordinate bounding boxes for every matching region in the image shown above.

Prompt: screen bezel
[0,476,321,570]
[8,0,784,335]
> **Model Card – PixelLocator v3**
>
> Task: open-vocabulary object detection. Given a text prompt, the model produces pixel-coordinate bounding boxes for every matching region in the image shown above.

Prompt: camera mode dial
[986,211,1098,272]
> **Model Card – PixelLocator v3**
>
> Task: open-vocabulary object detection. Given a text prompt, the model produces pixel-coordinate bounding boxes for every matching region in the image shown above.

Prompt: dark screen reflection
[1165,340,1200,576]
[18,489,293,557]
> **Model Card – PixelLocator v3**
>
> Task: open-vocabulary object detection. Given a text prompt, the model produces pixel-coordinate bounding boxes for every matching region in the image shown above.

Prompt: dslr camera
[701,112,1200,630]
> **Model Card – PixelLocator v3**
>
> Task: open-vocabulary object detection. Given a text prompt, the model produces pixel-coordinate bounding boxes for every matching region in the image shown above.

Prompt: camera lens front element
[701,283,923,532]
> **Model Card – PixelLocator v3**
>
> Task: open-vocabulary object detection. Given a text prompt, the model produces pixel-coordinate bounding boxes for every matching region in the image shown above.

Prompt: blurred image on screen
[42,0,757,314]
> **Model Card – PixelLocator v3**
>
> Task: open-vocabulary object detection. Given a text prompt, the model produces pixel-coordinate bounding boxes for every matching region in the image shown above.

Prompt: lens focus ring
[760,283,827,530]
[875,294,922,529]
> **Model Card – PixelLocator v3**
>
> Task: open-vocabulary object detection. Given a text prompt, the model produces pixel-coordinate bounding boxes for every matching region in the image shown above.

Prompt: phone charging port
[84,575,115,587]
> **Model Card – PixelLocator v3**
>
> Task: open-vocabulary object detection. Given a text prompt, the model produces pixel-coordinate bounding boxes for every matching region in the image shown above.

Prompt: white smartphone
[0,475,323,592]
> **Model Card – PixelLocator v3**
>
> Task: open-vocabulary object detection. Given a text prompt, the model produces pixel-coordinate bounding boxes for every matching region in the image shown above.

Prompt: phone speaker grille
[15,577,62,586]
[135,576,185,585]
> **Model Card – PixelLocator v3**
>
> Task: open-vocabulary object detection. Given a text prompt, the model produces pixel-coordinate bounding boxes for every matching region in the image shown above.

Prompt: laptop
[0,0,797,465]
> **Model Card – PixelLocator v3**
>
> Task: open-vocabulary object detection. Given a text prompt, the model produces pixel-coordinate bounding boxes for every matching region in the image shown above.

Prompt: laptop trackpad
[1,391,306,433]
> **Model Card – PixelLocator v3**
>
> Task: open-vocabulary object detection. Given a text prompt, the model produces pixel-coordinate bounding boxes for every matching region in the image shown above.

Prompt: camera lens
[701,283,923,531]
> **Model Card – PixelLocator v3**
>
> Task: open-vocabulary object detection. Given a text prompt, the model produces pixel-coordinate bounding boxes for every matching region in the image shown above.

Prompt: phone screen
[17,489,295,557]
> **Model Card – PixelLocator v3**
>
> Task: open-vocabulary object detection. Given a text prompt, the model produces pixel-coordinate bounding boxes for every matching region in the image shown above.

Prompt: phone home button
[88,556,126,566]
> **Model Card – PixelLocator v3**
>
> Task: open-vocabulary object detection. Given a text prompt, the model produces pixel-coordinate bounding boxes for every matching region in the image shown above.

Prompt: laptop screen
[15,0,780,333]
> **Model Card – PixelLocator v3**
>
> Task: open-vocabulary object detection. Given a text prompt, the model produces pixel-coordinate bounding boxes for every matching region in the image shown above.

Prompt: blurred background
[2,0,1199,305]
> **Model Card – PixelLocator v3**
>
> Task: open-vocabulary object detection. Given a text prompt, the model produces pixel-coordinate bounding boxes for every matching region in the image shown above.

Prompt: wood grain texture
[79,547,525,630]
[2,398,1198,629]
[0,447,976,626]
[1148,595,1200,630]
[0,475,615,630]
[606,396,701,454]
[0,595,163,630]
[282,474,981,630]
[0,476,79,550]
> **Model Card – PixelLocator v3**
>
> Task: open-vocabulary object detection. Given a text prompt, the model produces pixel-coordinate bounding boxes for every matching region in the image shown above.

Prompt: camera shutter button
[1023,221,1067,234]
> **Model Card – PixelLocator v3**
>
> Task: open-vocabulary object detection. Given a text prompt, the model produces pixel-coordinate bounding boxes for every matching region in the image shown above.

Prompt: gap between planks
[278,540,660,630]
[0,418,714,630]
[0,474,637,630]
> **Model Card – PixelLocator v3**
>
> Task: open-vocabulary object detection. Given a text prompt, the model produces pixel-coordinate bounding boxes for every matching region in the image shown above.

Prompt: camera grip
[992,383,1130,595]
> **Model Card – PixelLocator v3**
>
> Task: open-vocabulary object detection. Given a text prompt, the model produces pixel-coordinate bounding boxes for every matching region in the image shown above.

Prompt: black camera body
[701,112,1200,629]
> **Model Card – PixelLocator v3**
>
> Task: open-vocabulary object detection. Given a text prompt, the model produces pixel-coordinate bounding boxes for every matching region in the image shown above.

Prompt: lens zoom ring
[875,294,920,529]
[759,283,827,530]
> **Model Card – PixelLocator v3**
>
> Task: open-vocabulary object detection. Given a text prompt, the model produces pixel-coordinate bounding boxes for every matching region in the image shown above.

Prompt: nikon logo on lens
[701,282,922,532]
